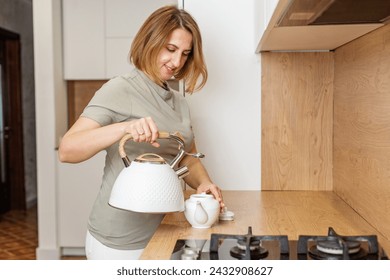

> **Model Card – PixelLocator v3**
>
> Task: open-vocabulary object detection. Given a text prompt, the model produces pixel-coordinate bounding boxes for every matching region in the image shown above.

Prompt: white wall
[184,0,261,190]
[33,0,66,259]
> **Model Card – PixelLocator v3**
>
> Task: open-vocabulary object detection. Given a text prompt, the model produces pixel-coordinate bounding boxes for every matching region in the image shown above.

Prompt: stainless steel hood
[277,0,390,27]
[257,0,390,52]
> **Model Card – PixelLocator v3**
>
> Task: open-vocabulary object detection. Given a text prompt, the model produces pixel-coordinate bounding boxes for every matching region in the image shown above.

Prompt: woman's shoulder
[95,70,140,96]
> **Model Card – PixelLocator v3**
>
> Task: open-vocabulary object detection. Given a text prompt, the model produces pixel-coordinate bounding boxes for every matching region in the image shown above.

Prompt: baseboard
[61,247,86,256]
[35,247,61,260]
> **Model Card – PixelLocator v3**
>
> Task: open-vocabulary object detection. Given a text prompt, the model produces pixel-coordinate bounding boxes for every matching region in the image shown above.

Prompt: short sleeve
[80,77,133,126]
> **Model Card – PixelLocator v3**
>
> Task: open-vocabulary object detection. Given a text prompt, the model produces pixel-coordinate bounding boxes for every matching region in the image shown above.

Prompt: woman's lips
[165,65,175,74]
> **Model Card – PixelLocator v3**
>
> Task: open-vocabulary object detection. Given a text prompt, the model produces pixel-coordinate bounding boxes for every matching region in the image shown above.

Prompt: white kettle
[184,193,220,228]
[109,131,204,213]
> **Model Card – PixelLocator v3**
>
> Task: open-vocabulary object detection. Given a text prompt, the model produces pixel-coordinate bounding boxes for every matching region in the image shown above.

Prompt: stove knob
[181,253,198,260]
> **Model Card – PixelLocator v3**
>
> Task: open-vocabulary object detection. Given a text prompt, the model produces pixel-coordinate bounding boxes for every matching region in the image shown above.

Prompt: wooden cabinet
[62,0,177,80]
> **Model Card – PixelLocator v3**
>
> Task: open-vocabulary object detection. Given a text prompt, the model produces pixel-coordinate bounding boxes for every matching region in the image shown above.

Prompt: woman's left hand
[197,183,225,209]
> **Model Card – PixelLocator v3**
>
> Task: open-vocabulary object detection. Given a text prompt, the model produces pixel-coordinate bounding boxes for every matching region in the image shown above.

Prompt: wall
[0,0,36,207]
[184,0,262,190]
[334,23,390,242]
[33,0,67,259]
[261,52,334,191]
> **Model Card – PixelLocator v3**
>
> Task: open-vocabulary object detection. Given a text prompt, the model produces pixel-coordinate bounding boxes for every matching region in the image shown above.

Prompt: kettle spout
[167,132,205,174]
[175,166,189,179]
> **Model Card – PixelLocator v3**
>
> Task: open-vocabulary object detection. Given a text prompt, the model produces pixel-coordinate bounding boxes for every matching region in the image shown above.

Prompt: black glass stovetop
[170,227,389,260]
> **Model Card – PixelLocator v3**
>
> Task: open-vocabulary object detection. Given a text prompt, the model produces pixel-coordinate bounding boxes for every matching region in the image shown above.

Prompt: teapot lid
[134,153,167,164]
[219,207,235,221]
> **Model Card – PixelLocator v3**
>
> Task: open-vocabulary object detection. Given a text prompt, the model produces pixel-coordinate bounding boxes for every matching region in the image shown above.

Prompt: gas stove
[170,227,389,260]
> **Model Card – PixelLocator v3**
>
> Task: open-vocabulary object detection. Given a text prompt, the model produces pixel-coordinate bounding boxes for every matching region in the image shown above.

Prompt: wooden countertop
[140,191,390,259]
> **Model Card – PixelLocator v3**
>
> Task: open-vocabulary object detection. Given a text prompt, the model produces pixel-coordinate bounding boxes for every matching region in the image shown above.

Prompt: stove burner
[308,245,368,260]
[298,227,381,260]
[210,226,289,260]
[316,236,361,255]
[230,241,269,259]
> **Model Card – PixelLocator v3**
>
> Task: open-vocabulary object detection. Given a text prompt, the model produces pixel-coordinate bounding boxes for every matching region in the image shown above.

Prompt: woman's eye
[167,48,175,52]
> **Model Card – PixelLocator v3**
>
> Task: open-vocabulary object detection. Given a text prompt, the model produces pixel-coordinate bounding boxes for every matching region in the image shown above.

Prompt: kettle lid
[134,153,167,164]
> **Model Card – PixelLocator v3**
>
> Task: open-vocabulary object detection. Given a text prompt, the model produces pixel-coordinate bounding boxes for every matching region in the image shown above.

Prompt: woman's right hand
[59,116,160,163]
[124,117,160,147]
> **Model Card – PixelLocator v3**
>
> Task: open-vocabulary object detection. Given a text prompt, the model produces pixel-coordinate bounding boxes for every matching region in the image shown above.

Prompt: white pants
[85,231,144,260]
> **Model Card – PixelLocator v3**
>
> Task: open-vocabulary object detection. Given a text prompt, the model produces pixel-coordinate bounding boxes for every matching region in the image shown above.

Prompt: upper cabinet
[257,0,390,52]
[62,0,177,80]
[63,0,106,79]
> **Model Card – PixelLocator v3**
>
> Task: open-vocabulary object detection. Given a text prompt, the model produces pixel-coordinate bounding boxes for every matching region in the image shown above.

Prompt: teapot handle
[118,131,184,167]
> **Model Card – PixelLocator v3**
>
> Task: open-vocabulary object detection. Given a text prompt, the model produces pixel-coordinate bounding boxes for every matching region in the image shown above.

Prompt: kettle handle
[118,131,184,167]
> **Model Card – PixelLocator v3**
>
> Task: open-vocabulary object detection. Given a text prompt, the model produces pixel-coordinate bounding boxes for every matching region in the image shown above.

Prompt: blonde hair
[130,5,207,93]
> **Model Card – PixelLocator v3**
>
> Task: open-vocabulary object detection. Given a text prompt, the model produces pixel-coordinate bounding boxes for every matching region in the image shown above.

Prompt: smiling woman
[58,5,223,260]
[129,5,207,93]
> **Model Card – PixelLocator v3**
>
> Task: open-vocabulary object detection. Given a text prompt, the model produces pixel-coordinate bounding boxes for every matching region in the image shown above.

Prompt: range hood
[257,0,390,52]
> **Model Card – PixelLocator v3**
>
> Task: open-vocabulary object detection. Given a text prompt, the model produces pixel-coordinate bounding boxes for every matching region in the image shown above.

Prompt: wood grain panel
[334,23,390,242]
[261,52,333,190]
[67,80,107,128]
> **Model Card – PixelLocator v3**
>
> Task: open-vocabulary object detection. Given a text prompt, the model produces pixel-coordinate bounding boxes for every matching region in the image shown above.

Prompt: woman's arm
[180,142,225,208]
[58,116,159,163]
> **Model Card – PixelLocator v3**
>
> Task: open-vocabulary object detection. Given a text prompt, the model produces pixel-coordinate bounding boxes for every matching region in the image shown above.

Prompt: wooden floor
[0,206,85,260]
[0,206,38,260]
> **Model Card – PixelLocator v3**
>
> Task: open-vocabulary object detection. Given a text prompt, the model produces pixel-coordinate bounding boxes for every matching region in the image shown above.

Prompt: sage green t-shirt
[81,68,194,250]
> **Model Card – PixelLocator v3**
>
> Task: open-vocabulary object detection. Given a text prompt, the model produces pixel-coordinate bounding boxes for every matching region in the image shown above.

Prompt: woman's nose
[171,53,181,68]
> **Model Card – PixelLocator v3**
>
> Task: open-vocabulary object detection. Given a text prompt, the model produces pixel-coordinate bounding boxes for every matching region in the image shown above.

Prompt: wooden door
[0,28,25,213]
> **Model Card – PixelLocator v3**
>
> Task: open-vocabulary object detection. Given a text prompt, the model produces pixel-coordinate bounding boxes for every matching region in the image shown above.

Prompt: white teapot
[184,193,220,228]
[109,131,204,213]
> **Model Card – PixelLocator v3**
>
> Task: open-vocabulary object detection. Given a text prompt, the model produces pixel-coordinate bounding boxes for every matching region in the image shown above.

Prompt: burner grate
[297,227,382,260]
[210,226,289,260]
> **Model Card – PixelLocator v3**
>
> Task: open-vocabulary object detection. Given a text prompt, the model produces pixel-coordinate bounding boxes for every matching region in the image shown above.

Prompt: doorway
[0,28,25,214]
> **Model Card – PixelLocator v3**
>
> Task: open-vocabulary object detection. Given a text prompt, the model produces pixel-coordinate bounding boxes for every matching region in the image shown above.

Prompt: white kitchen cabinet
[62,0,106,79]
[105,0,176,37]
[105,38,135,78]
[63,0,177,80]
[57,152,105,249]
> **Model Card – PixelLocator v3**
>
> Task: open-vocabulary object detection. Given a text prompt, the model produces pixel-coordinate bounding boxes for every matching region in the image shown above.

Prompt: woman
[58,6,224,260]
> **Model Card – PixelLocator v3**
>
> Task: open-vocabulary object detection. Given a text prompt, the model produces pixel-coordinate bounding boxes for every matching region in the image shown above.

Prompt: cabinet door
[105,0,178,37]
[104,0,177,78]
[58,152,105,248]
[62,0,106,79]
[63,0,178,79]
[105,38,134,78]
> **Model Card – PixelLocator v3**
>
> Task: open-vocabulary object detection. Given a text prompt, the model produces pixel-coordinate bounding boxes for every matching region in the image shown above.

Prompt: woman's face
[157,28,193,81]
